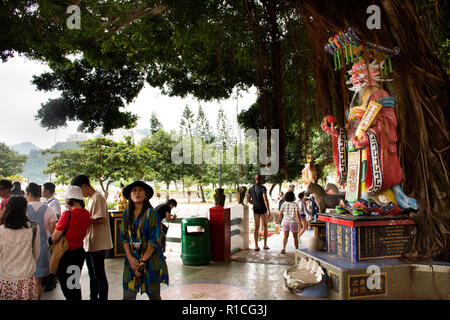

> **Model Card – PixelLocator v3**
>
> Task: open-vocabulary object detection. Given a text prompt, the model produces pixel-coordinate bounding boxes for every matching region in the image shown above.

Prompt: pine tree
[194,105,214,143]
[179,105,195,137]
[149,112,162,135]
[215,107,236,149]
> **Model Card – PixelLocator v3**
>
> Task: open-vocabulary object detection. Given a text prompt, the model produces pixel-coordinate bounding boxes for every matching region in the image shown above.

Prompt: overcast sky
[0,55,257,150]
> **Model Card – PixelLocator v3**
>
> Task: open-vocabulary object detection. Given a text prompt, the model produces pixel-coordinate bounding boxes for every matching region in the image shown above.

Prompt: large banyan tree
[1,0,448,260]
[287,0,449,260]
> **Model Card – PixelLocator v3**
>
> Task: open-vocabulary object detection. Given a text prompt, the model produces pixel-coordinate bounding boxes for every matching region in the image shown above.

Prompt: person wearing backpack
[297,192,310,243]
[25,182,57,299]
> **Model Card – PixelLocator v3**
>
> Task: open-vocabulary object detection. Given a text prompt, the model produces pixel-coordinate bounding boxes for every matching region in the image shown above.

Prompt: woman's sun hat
[63,185,84,200]
[123,181,154,200]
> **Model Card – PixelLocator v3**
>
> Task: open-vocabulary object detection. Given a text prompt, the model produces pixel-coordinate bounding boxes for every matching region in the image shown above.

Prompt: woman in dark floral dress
[120,181,168,300]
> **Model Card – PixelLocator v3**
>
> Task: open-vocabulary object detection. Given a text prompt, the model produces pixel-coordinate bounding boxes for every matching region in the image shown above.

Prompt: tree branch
[95,2,167,42]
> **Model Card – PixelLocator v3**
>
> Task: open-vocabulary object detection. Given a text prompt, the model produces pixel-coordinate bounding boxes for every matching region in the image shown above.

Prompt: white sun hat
[63,185,84,200]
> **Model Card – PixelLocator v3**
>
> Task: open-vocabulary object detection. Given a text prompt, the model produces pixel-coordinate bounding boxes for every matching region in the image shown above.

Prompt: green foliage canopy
[44,137,155,197]
[0,142,27,177]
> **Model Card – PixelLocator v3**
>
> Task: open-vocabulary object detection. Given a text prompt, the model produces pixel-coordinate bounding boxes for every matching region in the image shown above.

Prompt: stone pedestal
[295,248,450,300]
[318,213,415,262]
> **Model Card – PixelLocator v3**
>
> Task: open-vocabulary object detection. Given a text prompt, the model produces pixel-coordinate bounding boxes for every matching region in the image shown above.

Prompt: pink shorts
[282,221,299,233]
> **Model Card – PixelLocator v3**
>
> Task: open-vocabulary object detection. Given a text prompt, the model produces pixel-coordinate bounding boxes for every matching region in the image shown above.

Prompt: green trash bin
[181,217,211,266]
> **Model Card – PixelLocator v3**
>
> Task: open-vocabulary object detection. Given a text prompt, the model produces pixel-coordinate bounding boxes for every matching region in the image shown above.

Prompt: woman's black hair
[298,192,305,199]
[1,196,29,229]
[11,181,22,192]
[0,179,12,190]
[124,193,152,231]
[285,191,295,202]
[67,198,85,208]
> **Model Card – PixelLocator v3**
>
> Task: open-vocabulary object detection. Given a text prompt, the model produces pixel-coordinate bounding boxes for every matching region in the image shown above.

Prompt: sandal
[280,250,286,254]
[254,247,260,252]
[263,246,270,250]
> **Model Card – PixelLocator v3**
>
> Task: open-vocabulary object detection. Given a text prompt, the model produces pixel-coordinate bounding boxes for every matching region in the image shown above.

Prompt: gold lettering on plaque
[346,150,361,202]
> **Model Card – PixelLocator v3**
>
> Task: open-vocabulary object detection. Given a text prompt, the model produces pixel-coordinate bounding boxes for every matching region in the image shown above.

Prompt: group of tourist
[0,176,173,301]
[0,179,60,299]
[248,174,321,254]
[2,172,318,300]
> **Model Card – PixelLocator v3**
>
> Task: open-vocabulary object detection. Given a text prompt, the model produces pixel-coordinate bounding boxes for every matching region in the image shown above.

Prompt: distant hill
[49,141,80,151]
[22,141,80,184]
[10,142,40,155]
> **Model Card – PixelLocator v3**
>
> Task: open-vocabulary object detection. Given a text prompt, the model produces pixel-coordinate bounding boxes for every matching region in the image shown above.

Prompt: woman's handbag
[49,211,71,274]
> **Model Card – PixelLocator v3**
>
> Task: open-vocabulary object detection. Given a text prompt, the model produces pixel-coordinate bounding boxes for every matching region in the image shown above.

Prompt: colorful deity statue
[117,183,128,211]
[321,29,417,216]
[301,154,317,187]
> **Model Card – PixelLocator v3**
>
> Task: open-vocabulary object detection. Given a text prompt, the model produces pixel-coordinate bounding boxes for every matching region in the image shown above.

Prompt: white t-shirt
[28,202,58,236]
[280,201,300,223]
[84,191,113,252]
[44,196,61,216]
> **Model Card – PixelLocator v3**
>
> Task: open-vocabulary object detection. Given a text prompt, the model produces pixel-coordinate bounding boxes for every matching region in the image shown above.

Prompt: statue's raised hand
[321,115,339,137]
[350,132,369,148]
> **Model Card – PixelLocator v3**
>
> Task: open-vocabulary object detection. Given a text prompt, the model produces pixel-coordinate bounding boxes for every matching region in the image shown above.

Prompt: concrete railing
[165,205,250,256]
[230,204,250,254]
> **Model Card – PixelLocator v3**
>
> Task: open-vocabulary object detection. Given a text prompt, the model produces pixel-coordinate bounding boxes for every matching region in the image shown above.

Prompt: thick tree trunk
[165,181,170,201]
[199,185,206,203]
[289,0,449,260]
[245,0,270,132]
[380,0,449,259]
[266,0,287,178]
[98,178,112,201]
[181,176,185,196]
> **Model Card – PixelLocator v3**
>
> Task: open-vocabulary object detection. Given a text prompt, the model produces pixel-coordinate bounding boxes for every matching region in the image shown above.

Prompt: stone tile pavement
[41,229,324,300]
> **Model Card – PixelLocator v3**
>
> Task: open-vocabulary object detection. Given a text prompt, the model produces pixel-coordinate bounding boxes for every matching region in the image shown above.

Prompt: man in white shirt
[41,183,62,292]
[42,182,61,219]
[71,175,113,301]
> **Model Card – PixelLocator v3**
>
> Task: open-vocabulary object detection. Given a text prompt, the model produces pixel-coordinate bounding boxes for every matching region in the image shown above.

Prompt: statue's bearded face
[347,60,380,92]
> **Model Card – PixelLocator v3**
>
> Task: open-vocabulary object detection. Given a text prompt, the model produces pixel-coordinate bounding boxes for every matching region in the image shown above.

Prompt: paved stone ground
[41,201,326,300]
[41,230,322,300]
